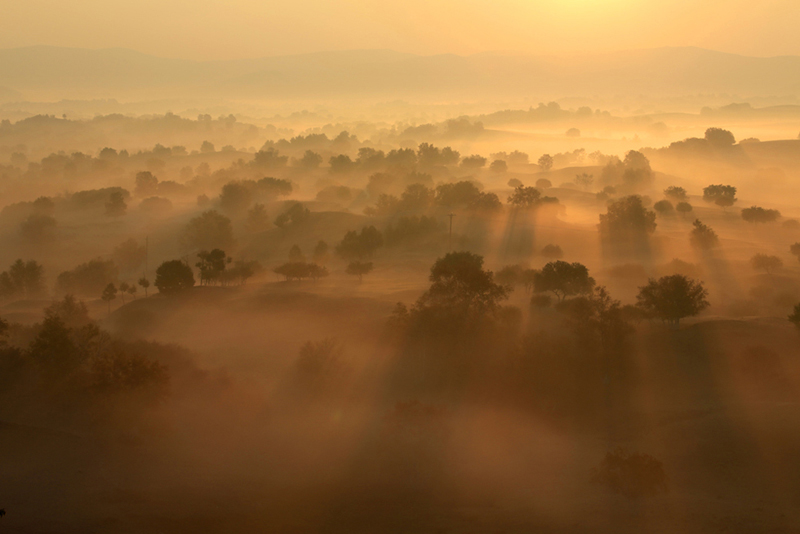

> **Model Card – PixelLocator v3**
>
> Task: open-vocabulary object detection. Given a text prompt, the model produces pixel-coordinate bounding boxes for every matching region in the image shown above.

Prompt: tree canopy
[155,260,195,295]
[636,275,709,327]
[533,261,596,301]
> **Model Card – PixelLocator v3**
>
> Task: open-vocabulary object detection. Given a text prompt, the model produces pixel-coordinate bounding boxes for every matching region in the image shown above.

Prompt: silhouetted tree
[200,140,215,153]
[219,181,254,212]
[274,202,310,229]
[101,283,117,316]
[664,186,688,202]
[598,196,656,240]
[336,226,384,260]
[653,200,674,214]
[180,210,234,252]
[750,253,782,276]
[20,214,56,243]
[789,304,800,330]
[705,127,736,148]
[253,147,288,169]
[196,249,230,285]
[414,252,509,316]
[57,259,118,296]
[676,202,693,217]
[105,191,127,217]
[489,160,507,173]
[690,219,720,249]
[538,154,554,171]
[297,150,323,169]
[435,181,482,208]
[741,206,781,223]
[118,282,130,304]
[536,178,552,189]
[541,244,564,259]
[461,155,487,169]
[532,261,595,301]
[273,262,329,281]
[134,171,158,197]
[346,261,374,282]
[636,275,709,327]
[703,184,737,208]
[155,260,195,295]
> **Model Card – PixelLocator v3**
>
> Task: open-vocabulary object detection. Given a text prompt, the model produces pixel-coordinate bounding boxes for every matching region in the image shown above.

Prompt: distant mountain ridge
[1,45,799,101]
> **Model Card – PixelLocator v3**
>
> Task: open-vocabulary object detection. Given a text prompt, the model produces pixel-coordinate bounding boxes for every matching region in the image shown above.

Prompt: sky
[2,0,799,60]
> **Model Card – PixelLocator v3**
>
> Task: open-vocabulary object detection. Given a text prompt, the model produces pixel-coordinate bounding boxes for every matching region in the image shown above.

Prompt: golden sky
[2,0,799,60]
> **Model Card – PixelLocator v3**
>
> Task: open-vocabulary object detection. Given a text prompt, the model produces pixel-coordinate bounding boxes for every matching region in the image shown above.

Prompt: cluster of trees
[0,259,44,300]
[0,296,169,427]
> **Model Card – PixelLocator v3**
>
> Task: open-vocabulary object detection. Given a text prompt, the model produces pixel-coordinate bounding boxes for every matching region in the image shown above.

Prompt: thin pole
[145,236,149,279]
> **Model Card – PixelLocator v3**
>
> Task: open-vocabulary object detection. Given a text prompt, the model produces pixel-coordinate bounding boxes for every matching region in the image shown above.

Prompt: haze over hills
[2,45,800,104]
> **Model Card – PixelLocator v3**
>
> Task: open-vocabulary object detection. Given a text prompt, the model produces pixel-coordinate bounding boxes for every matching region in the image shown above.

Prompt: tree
[653,200,674,215]
[541,244,564,259]
[297,150,323,169]
[536,178,552,189]
[703,184,737,208]
[127,284,137,300]
[336,226,384,260]
[489,160,507,173]
[676,202,693,217]
[532,261,595,301]
[200,140,215,153]
[789,303,800,330]
[575,173,594,189]
[138,277,150,297]
[1,259,45,299]
[155,260,195,295]
[636,275,709,327]
[134,171,159,197]
[705,127,736,148]
[346,261,374,282]
[105,191,127,217]
[20,214,57,243]
[435,181,482,208]
[219,181,254,213]
[690,219,719,249]
[538,154,554,171]
[101,283,117,316]
[56,259,118,296]
[664,186,688,202]
[180,210,234,252]
[461,155,487,169]
[598,196,657,239]
[741,206,781,223]
[274,202,310,229]
[415,252,509,315]
[118,282,130,304]
[750,254,782,276]
[507,186,540,209]
[195,249,230,285]
[273,262,328,282]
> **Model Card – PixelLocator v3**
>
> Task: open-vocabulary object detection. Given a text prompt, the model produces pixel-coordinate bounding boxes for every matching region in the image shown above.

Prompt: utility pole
[447,213,455,251]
